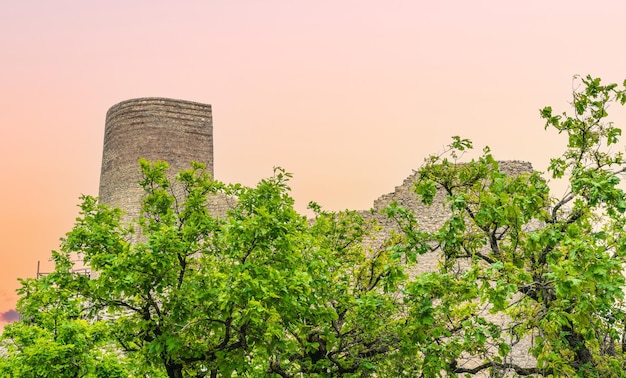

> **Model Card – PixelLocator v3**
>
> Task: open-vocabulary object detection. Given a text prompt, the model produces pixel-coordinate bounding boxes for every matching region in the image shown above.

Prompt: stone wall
[361,160,534,272]
[362,160,537,374]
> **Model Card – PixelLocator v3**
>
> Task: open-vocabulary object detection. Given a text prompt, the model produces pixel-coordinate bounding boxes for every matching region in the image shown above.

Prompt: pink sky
[2,0,626,330]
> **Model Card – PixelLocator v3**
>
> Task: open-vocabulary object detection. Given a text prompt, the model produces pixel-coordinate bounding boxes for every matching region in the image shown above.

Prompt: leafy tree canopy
[3,75,626,377]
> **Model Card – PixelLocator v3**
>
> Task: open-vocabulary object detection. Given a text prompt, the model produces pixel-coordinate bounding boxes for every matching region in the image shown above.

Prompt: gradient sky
[2,0,626,330]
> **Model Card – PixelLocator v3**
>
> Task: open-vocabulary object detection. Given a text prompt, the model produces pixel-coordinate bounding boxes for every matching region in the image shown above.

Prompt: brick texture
[99,98,214,221]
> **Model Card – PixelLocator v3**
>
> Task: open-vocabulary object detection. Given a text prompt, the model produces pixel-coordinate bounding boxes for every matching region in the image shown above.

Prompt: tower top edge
[106,97,212,116]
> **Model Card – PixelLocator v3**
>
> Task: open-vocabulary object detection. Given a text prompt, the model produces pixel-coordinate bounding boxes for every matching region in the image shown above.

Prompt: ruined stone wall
[99,98,214,221]
[361,160,534,272]
[368,160,533,227]
[363,160,537,374]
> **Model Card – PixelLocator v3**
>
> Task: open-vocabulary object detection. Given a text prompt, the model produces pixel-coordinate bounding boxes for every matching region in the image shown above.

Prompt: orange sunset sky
[2,0,626,330]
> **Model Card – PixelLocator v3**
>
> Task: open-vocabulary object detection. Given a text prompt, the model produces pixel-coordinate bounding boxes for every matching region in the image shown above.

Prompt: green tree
[0,254,152,377]
[387,75,626,376]
[264,206,408,377]
[60,161,320,377]
[3,159,404,377]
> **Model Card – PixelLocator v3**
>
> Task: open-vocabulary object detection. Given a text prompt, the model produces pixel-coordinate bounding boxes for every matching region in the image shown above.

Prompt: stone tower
[98,98,213,220]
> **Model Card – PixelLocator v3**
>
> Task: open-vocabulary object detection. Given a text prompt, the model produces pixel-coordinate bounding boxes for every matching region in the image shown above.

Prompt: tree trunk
[563,325,593,369]
[165,362,185,378]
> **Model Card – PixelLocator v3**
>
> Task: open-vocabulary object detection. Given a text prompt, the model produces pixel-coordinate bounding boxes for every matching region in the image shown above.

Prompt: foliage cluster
[3,76,626,377]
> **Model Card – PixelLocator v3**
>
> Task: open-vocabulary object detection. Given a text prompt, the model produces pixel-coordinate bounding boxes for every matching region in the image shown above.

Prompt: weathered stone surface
[362,160,537,374]
[99,98,214,221]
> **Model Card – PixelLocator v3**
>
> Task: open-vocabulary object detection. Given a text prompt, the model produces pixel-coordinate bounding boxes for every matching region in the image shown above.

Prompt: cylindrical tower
[99,98,213,221]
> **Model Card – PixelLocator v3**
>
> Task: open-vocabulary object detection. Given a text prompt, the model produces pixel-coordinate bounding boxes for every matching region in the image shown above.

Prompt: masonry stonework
[362,161,537,373]
[99,98,214,221]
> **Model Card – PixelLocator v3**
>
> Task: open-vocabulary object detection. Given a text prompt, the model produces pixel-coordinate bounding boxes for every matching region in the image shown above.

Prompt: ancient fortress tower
[99,98,213,220]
